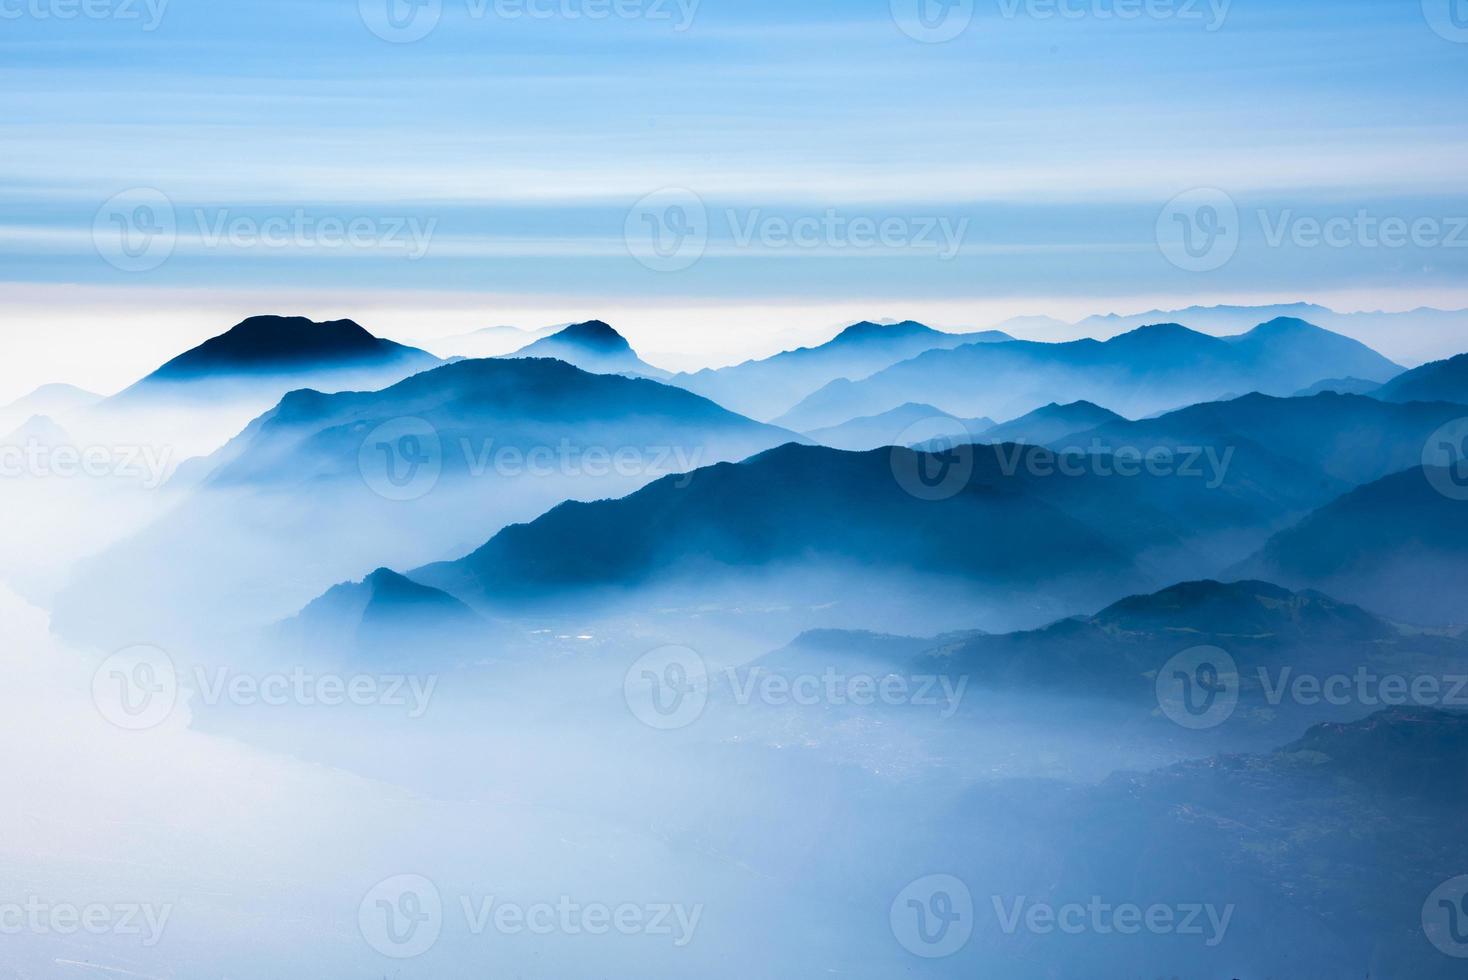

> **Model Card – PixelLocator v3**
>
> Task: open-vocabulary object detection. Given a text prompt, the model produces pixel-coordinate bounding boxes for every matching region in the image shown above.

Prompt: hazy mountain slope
[1238,466,1468,625]
[802,403,994,451]
[1374,352,1468,405]
[1062,391,1468,489]
[981,400,1123,445]
[52,358,799,647]
[504,320,669,379]
[671,320,1013,420]
[776,319,1401,431]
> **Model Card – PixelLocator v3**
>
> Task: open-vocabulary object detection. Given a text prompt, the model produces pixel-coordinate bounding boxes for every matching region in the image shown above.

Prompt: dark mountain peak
[1091,579,1390,639]
[831,320,934,344]
[1243,315,1322,336]
[1376,351,1468,404]
[1111,322,1205,344]
[546,319,631,352]
[142,315,431,382]
[1279,708,1468,801]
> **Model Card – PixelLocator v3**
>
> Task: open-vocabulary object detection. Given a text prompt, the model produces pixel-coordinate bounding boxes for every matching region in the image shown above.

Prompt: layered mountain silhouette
[504,320,669,379]
[981,400,1124,446]
[309,438,1368,643]
[1239,466,1468,625]
[803,402,995,451]
[1374,352,1468,405]
[0,383,100,430]
[775,318,1401,431]
[283,567,489,663]
[671,320,1012,420]
[53,357,799,646]
[112,315,440,399]
[1057,391,1468,491]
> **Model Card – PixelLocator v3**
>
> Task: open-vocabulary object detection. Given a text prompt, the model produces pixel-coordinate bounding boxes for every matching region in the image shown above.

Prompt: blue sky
[2,0,1467,395]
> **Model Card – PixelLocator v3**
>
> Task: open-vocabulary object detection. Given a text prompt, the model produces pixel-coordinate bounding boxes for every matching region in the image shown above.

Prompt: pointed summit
[506,319,668,379]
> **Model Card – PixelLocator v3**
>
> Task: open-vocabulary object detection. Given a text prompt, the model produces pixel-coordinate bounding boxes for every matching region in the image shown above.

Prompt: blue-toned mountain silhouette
[504,320,669,379]
[1374,352,1468,405]
[802,402,995,451]
[980,400,1124,446]
[1294,376,1382,397]
[775,318,1402,431]
[671,320,1012,420]
[320,438,1362,641]
[1056,391,1468,491]
[1238,465,1468,625]
[112,315,440,400]
[53,356,800,646]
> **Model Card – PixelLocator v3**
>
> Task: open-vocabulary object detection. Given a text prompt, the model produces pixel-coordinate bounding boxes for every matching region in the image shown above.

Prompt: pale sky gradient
[2,0,1467,402]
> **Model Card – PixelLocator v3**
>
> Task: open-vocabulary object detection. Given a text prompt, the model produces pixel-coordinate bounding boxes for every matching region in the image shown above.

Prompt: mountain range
[503,319,669,379]
[775,318,1402,431]
[670,320,1013,420]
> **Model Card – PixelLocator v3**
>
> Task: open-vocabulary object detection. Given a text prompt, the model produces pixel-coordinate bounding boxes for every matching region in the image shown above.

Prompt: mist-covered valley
[4,310,1468,978]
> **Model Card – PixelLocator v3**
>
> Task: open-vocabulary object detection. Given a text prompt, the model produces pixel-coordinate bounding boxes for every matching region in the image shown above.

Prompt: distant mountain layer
[802,403,995,451]
[504,320,669,379]
[775,318,1402,431]
[1239,465,1468,626]
[108,315,441,406]
[671,320,1013,420]
[52,357,799,647]
[1073,301,1467,366]
[981,400,1124,446]
[1374,353,1468,405]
